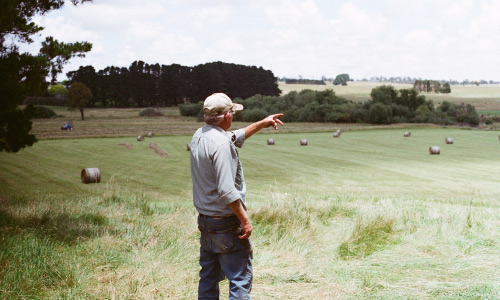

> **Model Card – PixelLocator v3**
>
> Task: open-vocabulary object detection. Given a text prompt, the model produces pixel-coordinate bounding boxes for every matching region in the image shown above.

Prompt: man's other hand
[239,220,253,239]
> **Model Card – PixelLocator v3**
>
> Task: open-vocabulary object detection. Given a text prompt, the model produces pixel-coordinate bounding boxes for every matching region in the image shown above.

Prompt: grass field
[30,106,453,140]
[1,121,500,298]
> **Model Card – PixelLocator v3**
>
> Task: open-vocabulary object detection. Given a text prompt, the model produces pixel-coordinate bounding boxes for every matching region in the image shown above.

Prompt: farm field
[279,81,500,112]
[31,106,449,140]
[1,126,500,299]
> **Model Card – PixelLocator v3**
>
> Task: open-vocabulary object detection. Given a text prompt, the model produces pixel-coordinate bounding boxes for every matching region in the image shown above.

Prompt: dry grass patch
[149,142,168,157]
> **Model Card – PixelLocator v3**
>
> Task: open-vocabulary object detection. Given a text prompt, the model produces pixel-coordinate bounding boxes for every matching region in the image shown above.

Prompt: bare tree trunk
[80,107,85,120]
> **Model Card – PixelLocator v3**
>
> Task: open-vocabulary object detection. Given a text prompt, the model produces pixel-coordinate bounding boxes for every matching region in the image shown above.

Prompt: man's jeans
[197,214,253,300]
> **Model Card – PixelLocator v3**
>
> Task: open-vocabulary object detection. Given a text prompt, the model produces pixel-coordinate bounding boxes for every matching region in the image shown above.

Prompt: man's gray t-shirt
[190,125,246,217]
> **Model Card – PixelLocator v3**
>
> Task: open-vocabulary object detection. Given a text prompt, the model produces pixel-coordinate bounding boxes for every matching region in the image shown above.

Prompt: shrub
[178,102,203,117]
[368,103,391,124]
[139,107,163,117]
[24,96,66,106]
[242,108,268,122]
[33,106,57,119]
[391,116,407,123]
[281,107,300,123]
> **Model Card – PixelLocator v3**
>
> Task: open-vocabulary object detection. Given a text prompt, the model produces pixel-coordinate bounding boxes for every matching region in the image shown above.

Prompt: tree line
[284,79,326,85]
[180,85,479,125]
[413,80,451,93]
[66,61,281,108]
[360,76,499,86]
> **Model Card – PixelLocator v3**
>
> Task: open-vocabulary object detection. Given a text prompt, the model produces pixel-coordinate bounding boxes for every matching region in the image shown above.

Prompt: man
[190,93,284,299]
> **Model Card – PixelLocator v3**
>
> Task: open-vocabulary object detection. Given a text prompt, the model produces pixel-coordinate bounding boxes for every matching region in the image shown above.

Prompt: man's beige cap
[203,93,244,116]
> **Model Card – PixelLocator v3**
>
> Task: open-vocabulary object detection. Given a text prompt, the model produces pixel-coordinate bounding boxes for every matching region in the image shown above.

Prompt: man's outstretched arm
[243,113,284,140]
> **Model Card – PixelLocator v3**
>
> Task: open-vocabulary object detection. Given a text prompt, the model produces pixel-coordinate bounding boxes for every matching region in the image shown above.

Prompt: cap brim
[232,103,244,112]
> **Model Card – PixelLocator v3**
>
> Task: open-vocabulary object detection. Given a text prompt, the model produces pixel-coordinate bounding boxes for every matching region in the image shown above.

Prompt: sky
[25,0,500,81]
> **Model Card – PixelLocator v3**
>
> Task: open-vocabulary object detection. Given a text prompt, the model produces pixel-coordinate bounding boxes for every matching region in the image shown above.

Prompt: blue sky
[26,0,500,81]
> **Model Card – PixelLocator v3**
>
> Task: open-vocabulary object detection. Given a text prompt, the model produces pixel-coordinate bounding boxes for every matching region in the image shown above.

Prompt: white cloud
[18,0,500,81]
[263,0,324,28]
[190,5,231,26]
[444,1,473,21]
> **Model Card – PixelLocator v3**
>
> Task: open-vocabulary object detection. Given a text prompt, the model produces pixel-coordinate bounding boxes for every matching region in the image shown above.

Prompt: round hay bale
[300,139,308,146]
[137,135,144,141]
[186,143,191,151]
[445,137,453,144]
[429,146,440,155]
[148,132,154,137]
[333,132,341,138]
[404,132,411,137]
[267,138,275,145]
[81,168,101,184]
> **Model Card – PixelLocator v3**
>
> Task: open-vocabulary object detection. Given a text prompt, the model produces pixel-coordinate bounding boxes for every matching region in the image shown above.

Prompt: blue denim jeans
[198,214,253,300]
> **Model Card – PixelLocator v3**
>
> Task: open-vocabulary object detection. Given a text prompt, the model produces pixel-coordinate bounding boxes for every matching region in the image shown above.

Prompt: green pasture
[478,110,500,116]
[1,128,500,299]
[1,128,498,202]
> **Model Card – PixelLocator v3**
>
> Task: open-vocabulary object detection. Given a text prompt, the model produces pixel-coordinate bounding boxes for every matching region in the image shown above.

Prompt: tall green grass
[338,215,398,259]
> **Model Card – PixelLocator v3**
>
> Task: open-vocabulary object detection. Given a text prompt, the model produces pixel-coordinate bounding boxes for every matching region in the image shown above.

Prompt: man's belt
[199,213,235,219]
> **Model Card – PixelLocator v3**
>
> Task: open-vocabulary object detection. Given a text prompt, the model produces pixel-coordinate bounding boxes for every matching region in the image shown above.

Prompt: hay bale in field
[148,132,154,137]
[267,138,275,145]
[187,143,191,151]
[445,137,453,144]
[333,131,341,138]
[137,135,145,141]
[81,168,101,184]
[300,139,308,146]
[429,146,440,155]
[404,132,411,137]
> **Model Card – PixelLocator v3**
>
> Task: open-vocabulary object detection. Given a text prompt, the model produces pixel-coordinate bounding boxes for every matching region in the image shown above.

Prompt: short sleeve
[228,129,246,148]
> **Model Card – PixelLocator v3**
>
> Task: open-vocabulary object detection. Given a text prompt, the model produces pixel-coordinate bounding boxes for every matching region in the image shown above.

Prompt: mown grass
[1,126,500,299]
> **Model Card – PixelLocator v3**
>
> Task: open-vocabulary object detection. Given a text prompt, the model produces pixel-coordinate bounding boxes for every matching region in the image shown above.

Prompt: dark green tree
[397,88,426,111]
[440,82,451,93]
[1,0,92,152]
[333,73,351,85]
[370,85,398,105]
[368,102,391,124]
[67,65,99,106]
